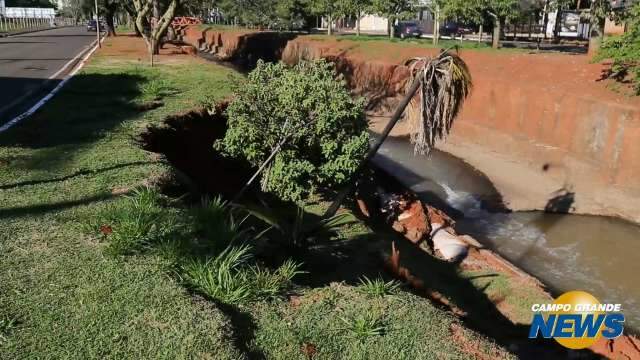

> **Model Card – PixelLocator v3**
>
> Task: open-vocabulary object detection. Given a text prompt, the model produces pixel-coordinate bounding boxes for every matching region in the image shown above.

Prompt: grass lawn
[0,36,521,359]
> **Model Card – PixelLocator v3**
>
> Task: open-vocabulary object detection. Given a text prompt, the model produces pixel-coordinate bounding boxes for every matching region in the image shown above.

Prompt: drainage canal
[374,135,640,332]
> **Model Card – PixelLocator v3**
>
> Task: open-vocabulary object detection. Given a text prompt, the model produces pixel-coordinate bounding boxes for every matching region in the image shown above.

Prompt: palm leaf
[405,50,473,154]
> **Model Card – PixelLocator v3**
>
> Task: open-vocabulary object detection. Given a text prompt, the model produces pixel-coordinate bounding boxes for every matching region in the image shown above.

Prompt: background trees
[442,0,521,48]
[597,2,640,94]
[308,0,339,35]
[368,0,417,38]
[335,0,371,36]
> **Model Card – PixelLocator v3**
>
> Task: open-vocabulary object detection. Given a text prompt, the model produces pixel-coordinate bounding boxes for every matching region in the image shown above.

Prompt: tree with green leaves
[425,0,446,44]
[307,0,339,35]
[336,0,371,36]
[596,2,640,94]
[369,0,417,38]
[218,60,370,202]
[132,0,179,60]
[442,0,521,48]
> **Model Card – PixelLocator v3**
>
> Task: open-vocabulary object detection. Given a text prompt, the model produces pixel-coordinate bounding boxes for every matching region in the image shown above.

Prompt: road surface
[0,26,97,122]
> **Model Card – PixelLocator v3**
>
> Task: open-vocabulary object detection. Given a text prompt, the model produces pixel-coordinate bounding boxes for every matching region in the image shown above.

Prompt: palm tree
[324,49,472,216]
[404,52,472,154]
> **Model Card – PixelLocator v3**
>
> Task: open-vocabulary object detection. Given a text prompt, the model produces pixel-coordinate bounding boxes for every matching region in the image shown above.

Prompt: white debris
[431,222,469,261]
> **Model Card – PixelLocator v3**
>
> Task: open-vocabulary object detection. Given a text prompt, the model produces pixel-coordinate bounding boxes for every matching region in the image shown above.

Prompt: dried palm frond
[404,51,472,155]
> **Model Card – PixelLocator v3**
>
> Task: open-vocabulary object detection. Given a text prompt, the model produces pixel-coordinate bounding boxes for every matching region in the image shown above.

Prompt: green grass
[181,244,303,304]
[0,52,245,358]
[357,276,401,297]
[251,284,514,359]
[333,34,492,50]
[0,39,532,359]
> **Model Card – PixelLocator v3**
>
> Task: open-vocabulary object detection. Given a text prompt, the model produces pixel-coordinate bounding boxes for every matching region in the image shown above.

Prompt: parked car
[440,22,474,37]
[394,21,423,39]
[86,20,108,32]
[87,20,97,32]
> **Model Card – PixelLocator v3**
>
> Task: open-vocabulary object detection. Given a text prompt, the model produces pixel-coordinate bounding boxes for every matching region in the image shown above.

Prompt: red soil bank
[182,26,254,60]
[281,37,640,223]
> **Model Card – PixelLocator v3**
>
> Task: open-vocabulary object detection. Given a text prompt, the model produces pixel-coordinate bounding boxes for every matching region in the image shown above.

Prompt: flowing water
[373,135,640,332]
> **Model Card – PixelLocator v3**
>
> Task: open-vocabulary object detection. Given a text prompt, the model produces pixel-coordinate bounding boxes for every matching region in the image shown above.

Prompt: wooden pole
[323,77,423,217]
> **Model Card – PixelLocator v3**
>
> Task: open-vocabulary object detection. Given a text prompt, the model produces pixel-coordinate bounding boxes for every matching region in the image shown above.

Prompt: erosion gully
[190,37,640,333]
[374,135,640,333]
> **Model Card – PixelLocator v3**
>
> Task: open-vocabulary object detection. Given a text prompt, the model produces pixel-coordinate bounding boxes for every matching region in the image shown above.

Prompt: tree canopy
[441,0,521,48]
[218,60,370,202]
[597,2,640,95]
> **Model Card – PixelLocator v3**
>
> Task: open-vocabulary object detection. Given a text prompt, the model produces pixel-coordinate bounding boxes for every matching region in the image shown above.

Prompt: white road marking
[0,36,104,133]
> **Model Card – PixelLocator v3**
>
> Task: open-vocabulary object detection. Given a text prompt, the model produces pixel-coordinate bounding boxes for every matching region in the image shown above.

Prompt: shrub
[181,244,303,304]
[338,312,387,342]
[242,203,357,247]
[191,196,250,253]
[597,3,640,95]
[357,276,401,297]
[91,187,172,255]
[218,59,370,202]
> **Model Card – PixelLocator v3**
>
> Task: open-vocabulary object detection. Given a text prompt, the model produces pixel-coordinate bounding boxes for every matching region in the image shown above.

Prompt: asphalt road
[0,26,98,122]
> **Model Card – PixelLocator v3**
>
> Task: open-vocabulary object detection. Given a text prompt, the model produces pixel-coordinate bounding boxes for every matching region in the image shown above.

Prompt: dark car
[394,21,422,39]
[87,20,97,32]
[87,20,107,32]
[440,22,474,37]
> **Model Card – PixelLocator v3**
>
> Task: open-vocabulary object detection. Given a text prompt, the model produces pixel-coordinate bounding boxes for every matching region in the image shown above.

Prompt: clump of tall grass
[140,78,178,100]
[91,190,304,303]
[357,276,401,297]
[338,312,387,342]
[89,187,172,255]
[0,315,17,343]
[191,197,251,253]
[181,245,303,305]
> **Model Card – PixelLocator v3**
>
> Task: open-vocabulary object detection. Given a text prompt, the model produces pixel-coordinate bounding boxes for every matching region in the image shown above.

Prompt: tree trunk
[356,10,360,36]
[542,0,549,39]
[124,5,142,36]
[433,9,439,45]
[105,3,117,37]
[389,17,393,38]
[323,78,423,217]
[588,17,605,56]
[327,13,332,35]
[478,24,483,43]
[492,20,501,49]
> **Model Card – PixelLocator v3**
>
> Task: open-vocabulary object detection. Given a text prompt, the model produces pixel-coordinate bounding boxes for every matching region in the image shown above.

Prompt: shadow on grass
[215,302,266,360]
[301,204,605,359]
[0,73,146,151]
[0,161,158,190]
[0,192,116,219]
